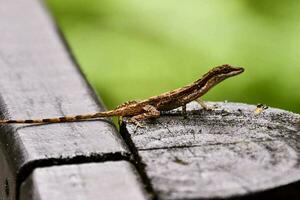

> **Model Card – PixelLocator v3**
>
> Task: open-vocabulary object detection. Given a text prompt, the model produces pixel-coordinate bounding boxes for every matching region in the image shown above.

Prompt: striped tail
[0,111,117,124]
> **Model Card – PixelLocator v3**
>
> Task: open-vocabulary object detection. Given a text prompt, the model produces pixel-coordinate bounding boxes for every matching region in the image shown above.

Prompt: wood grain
[122,101,300,199]
[20,161,149,200]
[0,0,132,199]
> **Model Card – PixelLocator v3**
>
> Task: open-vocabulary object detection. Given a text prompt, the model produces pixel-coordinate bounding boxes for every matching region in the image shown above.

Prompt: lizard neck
[151,70,224,111]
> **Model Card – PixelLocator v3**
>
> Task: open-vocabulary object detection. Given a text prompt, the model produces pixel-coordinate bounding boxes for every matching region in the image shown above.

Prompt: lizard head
[196,64,244,90]
[207,64,244,83]
[213,64,244,77]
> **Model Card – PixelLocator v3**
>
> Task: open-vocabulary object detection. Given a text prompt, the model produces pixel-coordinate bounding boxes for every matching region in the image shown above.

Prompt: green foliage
[46,0,300,113]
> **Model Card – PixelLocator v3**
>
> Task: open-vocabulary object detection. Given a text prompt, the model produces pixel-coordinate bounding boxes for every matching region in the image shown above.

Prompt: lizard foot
[124,118,145,129]
[195,98,217,111]
[123,105,160,130]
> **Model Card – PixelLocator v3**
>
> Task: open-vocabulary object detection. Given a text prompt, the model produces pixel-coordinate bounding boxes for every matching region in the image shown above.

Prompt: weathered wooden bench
[0,0,299,200]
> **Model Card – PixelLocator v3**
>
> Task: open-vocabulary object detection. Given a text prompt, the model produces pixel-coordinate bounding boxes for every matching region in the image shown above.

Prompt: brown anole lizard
[0,64,244,125]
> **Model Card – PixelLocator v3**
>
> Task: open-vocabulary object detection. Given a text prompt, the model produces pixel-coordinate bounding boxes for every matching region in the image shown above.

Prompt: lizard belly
[157,101,183,111]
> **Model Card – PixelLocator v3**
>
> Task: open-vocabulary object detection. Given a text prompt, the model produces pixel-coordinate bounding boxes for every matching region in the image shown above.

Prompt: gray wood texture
[0,0,147,199]
[2,0,300,199]
[20,161,149,200]
[122,101,300,199]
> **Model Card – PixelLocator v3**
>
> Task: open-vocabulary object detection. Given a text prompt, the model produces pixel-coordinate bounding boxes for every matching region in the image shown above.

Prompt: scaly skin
[0,64,244,124]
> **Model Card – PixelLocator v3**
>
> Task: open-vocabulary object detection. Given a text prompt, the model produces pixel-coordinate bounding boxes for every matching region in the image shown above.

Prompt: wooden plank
[0,0,130,199]
[122,101,300,199]
[19,161,150,200]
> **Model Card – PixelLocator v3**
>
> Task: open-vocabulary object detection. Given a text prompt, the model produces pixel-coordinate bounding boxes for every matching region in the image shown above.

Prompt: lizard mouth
[228,66,245,76]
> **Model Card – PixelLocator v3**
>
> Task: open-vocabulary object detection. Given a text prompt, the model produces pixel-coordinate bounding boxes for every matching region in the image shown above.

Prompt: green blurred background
[46,0,300,113]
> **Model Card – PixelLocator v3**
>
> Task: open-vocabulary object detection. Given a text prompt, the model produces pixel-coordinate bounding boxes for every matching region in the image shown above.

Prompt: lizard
[0,64,244,125]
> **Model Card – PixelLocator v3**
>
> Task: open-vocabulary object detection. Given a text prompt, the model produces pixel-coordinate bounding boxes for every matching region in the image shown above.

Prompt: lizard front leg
[196,98,215,110]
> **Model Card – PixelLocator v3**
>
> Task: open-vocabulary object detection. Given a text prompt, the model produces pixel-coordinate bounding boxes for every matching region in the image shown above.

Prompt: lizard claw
[124,118,145,129]
[133,120,145,129]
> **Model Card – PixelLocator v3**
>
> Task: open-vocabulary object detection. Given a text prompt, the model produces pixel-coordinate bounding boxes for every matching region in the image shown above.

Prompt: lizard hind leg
[182,104,187,119]
[133,105,160,120]
[127,105,160,128]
